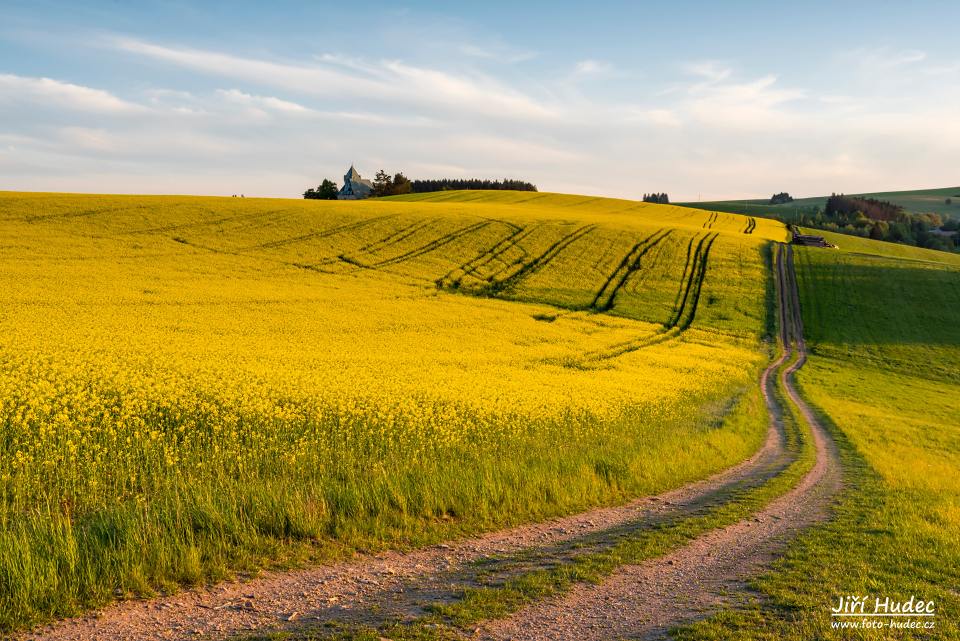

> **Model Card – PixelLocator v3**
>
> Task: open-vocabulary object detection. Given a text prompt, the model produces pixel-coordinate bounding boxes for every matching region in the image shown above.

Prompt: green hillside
[680,185,960,220]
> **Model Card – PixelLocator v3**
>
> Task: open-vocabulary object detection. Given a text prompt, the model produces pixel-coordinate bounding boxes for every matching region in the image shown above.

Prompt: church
[337,165,374,199]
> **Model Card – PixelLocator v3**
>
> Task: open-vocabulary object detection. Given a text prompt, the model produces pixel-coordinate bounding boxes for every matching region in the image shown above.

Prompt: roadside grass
[428,368,813,627]
[429,365,814,631]
[674,243,960,639]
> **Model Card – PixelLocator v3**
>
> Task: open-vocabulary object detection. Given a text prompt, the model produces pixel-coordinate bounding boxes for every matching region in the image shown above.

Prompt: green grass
[676,235,960,639]
[804,227,960,267]
[678,185,960,220]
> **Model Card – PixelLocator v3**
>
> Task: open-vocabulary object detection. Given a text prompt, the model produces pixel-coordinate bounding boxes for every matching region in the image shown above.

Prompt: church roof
[339,164,374,198]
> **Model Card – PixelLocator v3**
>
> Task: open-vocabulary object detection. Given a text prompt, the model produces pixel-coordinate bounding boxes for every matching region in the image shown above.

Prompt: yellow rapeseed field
[0,190,785,628]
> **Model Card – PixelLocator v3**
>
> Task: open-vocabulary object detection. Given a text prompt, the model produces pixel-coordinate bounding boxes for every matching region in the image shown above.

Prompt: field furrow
[589,228,673,312]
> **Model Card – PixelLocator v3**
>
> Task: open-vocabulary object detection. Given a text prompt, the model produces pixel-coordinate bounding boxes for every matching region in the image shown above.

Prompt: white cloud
[921,61,960,76]
[572,59,612,76]
[459,43,537,64]
[678,66,807,130]
[622,108,682,128]
[110,37,556,121]
[682,61,733,85]
[5,33,960,202]
[0,73,146,113]
[849,47,928,71]
[444,134,584,165]
[217,89,311,114]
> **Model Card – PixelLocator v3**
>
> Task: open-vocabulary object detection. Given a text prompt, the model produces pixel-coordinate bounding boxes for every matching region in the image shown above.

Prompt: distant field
[679,185,960,220]
[0,190,782,630]
[681,219,960,639]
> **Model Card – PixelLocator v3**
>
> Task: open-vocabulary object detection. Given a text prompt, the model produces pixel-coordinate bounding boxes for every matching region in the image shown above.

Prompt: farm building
[789,225,837,248]
[338,165,374,200]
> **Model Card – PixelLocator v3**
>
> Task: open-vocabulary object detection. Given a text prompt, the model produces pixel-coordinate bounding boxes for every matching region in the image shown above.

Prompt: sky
[1,0,959,201]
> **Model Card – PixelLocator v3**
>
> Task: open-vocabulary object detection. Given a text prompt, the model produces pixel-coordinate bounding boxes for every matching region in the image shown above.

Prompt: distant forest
[642,193,670,204]
[794,194,958,252]
[825,194,903,221]
[769,192,794,205]
[410,178,537,193]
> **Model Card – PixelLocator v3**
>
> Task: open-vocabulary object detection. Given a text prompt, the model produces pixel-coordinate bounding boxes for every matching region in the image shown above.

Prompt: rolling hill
[0,190,783,629]
[3,190,957,639]
[678,185,960,220]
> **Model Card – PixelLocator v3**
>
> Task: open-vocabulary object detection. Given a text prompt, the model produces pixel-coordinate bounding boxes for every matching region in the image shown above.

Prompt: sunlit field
[0,191,783,629]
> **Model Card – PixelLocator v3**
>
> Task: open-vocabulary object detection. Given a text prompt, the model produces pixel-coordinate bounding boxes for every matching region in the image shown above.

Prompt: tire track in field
[340,220,492,269]
[480,244,843,641]
[247,214,399,250]
[670,232,718,330]
[119,207,297,236]
[24,204,145,223]
[354,218,437,254]
[589,229,673,312]
[579,232,718,361]
[435,223,538,290]
[702,211,719,229]
[744,217,757,234]
[486,224,597,294]
[668,233,700,318]
[302,218,444,270]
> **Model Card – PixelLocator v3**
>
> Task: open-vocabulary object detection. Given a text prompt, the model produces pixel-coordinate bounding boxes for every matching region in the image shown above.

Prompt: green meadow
[679,185,960,221]
[679,229,960,639]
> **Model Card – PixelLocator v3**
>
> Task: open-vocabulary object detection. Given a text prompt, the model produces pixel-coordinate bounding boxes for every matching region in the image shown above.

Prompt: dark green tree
[392,173,412,195]
[769,192,794,205]
[373,170,393,197]
[318,179,338,200]
[304,179,339,199]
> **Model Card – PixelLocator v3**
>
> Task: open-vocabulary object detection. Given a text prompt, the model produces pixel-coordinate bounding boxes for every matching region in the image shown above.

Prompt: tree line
[824,194,903,222]
[373,171,413,197]
[643,193,670,204]
[304,173,537,199]
[409,178,537,193]
[769,192,793,205]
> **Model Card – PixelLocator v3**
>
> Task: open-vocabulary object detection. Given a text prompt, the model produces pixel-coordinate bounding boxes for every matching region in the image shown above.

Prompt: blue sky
[1,1,958,199]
